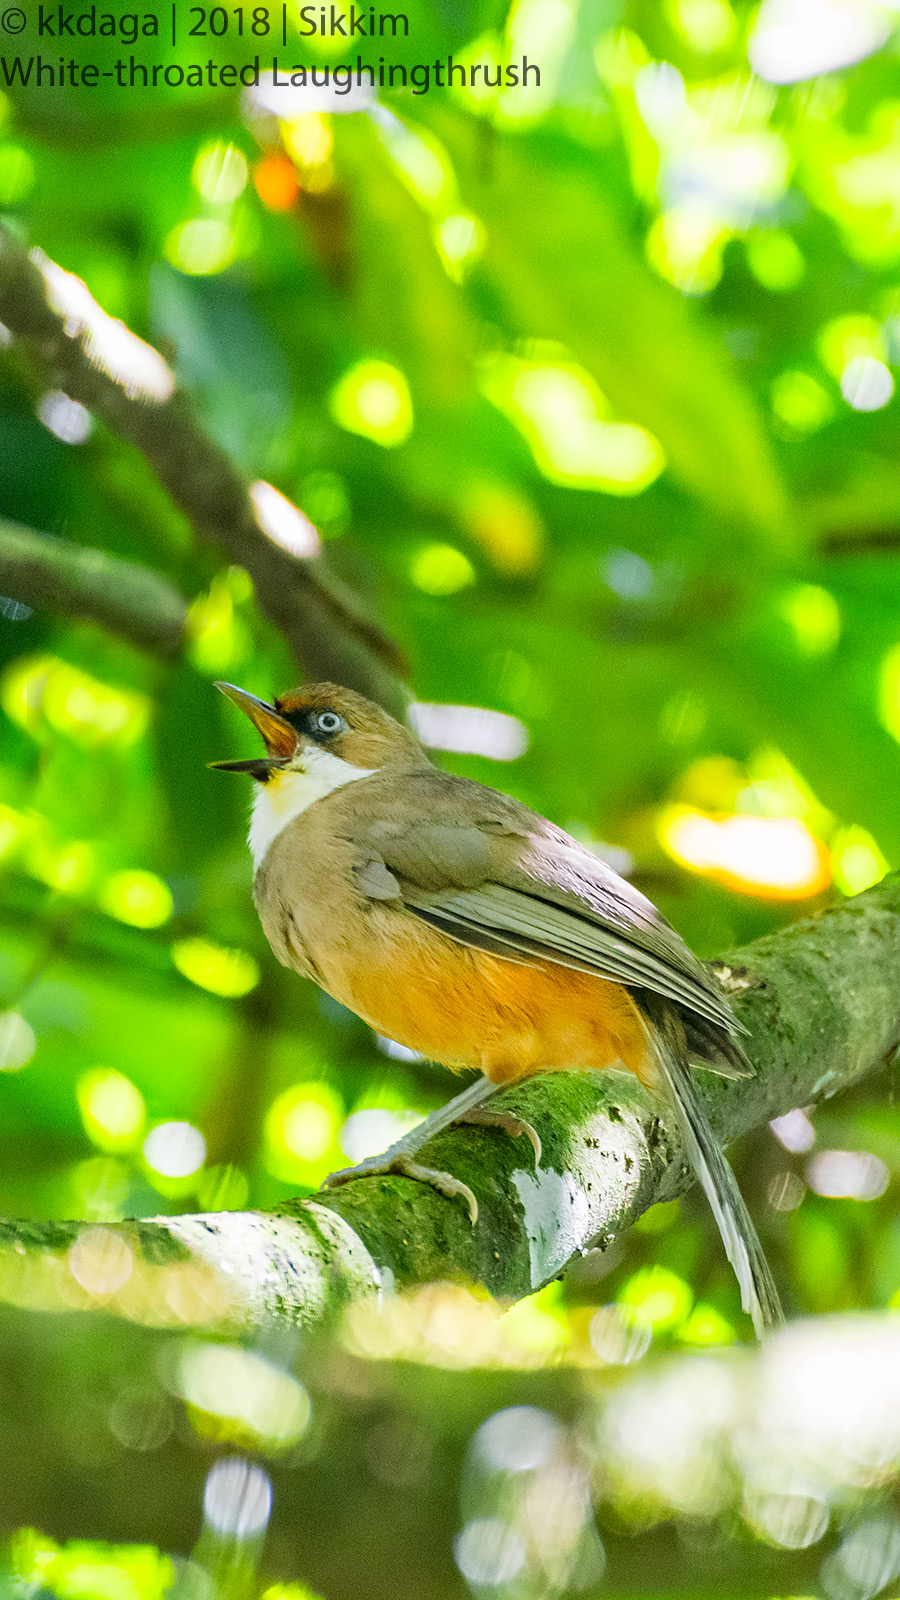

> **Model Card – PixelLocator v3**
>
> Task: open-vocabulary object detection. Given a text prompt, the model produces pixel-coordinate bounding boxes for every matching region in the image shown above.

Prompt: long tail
[651,1011,784,1339]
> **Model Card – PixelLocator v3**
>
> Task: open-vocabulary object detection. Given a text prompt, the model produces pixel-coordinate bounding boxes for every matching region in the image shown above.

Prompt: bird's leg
[322,1074,541,1224]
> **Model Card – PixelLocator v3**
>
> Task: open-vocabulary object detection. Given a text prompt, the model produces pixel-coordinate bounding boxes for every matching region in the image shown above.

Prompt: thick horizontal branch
[0,517,187,657]
[0,225,410,716]
[0,877,897,1330]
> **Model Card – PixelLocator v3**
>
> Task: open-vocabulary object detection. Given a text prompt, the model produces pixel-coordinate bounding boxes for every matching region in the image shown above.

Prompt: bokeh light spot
[143,1122,206,1180]
[77,1068,145,1152]
[179,1343,311,1452]
[771,370,833,435]
[165,218,236,276]
[618,1266,693,1331]
[411,543,475,596]
[879,643,900,744]
[660,806,831,898]
[0,1011,36,1071]
[482,354,665,493]
[203,1457,272,1537]
[282,111,333,172]
[250,480,321,558]
[2,654,150,749]
[193,141,249,204]
[832,825,889,896]
[339,1108,422,1163]
[749,0,889,85]
[770,1107,815,1153]
[0,144,34,203]
[841,356,894,412]
[68,1227,134,1297]
[171,938,259,998]
[746,231,805,291]
[473,1406,562,1472]
[435,212,483,279]
[330,360,413,447]
[677,1304,736,1347]
[807,1150,889,1201]
[253,155,299,211]
[37,390,92,444]
[454,1518,526,1586]
[409,702,528,760]
[778,584,841,655]
[100,870,174,929]
[666,0,735,53]
[264,1082,342,1182]
[589,1304,653,1364]
[744,1488,829,1549]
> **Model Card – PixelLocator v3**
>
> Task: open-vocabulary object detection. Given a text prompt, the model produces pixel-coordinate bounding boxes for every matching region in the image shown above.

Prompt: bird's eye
[313,710,344,736]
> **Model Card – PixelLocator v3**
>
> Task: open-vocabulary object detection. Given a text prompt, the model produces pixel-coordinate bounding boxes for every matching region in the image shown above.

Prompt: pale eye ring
[314,710,343,736]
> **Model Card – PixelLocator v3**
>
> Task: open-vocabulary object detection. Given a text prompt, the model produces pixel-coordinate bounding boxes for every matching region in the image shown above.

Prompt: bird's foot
[456,1107,542,1164]
[323,1151,479,1223]
[321,1078,541,1227]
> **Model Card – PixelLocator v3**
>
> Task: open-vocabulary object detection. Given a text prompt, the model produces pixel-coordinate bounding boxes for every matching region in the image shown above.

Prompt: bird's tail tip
[653,1022,784,1340]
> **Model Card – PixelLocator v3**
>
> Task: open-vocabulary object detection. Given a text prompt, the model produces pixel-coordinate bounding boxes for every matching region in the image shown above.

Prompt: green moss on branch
[1,879,896,1329]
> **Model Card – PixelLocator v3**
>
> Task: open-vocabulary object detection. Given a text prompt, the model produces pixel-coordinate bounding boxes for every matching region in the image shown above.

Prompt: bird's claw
[457,1107,542,1164]
[323,1153,479,1224]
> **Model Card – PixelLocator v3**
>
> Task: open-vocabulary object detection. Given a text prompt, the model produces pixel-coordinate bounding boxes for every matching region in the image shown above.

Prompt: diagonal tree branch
[0,876,896,1330]
[0,517,188,657]
[0,224,410,716]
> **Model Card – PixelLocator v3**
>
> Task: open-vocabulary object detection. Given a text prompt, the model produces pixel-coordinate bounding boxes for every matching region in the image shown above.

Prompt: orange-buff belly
[328,915,655,1089]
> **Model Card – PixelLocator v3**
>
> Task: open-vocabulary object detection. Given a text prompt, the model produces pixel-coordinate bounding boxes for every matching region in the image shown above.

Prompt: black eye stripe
[278,707,345,737]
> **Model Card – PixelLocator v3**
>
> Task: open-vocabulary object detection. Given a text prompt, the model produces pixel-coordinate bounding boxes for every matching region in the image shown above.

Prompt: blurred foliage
[3,0,900,1594]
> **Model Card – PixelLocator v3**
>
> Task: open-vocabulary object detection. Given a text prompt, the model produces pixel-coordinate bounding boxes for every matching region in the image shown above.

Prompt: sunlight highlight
[481,351,665,494]
[171,938,259,997]
[178,1343,311,1453]
[143,1122,206,1180]
[749,0,890,85]
[77,1068,146,1152]
[2,654,150,749]
[100,870,173,929]
[250,480,321,558]
[0,1012,35,1072]
[264,1082,342,1183]
[410,543,475,596]
[330,359,413,447]
[409,703,529,760]
[33,250,175,402]
[660,807,831,899]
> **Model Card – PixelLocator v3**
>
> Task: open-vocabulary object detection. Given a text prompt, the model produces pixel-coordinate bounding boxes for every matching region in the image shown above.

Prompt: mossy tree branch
[0,225,410,714]
[0,517,188,656]
[0,877,897,1330]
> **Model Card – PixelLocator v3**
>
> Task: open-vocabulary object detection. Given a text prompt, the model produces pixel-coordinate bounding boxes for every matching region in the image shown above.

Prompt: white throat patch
[249,746,377,870]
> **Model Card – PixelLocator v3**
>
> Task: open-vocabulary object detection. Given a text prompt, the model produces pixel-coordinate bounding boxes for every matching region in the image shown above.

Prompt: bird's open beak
[209,682,298,774]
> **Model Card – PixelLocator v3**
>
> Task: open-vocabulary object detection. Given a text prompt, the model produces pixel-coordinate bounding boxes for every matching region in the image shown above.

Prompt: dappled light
[409,702,529,760]
[32,253,175,402]
[0,0,900,1594]
[250,481,322,559]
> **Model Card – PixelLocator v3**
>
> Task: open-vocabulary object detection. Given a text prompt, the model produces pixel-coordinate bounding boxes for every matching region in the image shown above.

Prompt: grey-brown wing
[357,784,742,1039]
[403,880,739,1036]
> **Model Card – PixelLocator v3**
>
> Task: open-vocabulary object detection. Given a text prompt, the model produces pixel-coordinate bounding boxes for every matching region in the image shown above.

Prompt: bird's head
[210,680,426,783]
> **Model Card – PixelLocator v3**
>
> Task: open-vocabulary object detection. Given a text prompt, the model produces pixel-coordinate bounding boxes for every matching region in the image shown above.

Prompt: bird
[212,678,783,1337]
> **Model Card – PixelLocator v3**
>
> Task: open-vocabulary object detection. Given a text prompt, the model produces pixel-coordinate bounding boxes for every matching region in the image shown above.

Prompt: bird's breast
[254,822,653,1085]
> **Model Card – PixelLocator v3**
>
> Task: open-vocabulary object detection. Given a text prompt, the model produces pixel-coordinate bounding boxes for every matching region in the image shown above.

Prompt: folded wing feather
[355,776,744,1043]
